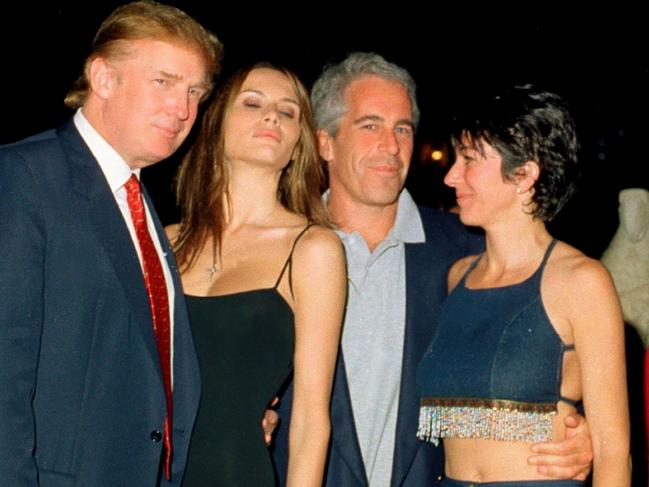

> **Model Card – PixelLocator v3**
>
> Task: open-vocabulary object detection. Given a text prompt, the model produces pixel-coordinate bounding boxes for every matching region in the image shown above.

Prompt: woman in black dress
[167,64,346,486]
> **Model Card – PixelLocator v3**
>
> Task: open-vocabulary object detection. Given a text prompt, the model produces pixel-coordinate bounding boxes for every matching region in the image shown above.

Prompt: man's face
[320,75,414,210]
[97,39,209,169]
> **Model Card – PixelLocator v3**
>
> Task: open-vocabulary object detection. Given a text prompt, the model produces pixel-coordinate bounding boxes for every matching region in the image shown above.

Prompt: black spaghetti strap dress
[183,226,310,486]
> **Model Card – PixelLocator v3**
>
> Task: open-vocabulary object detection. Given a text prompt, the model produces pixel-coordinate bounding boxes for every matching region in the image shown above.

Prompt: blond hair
[64,1,223,109]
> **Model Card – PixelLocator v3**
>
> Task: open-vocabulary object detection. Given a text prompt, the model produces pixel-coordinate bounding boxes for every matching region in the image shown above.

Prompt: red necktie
[124,174,173,480]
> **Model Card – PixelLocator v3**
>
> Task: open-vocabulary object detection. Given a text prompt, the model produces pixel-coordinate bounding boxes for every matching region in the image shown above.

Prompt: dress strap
[459,254,483,285]
[527,238,559,286]
[558,395,580,407]
[539,238,559,270]
[274,223,313,298]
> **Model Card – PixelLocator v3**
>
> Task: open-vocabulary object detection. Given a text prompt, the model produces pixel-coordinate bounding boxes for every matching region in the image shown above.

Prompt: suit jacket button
[150,430,162,443]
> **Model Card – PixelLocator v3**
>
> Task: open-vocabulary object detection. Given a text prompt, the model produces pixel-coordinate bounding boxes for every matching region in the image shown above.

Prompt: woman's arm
[286,226,346,487]
[567,258,631,486]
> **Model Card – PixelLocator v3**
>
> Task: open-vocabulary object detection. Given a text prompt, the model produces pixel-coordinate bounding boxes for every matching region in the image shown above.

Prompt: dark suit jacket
[272,206,483,487]
[0,120,200,486]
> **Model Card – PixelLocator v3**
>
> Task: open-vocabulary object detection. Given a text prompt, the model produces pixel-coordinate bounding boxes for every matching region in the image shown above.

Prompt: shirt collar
[73,108,139,192]
[323,188,425,245]
[391,189,425,244]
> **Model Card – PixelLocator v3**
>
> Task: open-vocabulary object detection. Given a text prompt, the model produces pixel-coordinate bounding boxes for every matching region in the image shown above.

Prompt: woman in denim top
[417,86,630,486]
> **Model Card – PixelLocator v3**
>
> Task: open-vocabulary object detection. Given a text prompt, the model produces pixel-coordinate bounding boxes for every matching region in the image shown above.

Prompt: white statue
[601,188,649,346]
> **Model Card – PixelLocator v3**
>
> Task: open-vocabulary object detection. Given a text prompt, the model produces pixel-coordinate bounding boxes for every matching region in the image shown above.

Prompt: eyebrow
[239,89,300,106]
[156,70,210,91]
[457,139,482,150]
[456,144,474,153]
[352,115,414,128]
[157,70,182,81]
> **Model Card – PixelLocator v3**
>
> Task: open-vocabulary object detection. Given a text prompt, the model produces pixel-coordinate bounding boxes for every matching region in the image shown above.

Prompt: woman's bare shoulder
[548,241,612,286]
[544,241,618,312]
[292,224,342,259]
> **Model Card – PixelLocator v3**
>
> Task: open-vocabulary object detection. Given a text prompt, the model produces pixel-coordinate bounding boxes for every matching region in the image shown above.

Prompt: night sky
[2,3,648,481]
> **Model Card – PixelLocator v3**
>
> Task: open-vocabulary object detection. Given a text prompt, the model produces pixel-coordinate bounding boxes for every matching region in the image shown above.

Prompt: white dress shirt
[73,109,175,376]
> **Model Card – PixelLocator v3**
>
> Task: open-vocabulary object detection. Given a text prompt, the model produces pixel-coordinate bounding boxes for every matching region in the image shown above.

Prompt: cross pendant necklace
[207,263,219,279]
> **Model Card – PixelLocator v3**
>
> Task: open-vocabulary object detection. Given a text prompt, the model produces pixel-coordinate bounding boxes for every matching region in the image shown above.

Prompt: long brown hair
[173,63,329,272]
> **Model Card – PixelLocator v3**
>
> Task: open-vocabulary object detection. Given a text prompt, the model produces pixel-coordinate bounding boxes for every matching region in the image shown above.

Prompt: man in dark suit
[0,2,222,485]
[273,52,593,486]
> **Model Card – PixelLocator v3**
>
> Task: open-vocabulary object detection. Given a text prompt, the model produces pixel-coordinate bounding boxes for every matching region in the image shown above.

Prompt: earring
[516,187,523,194]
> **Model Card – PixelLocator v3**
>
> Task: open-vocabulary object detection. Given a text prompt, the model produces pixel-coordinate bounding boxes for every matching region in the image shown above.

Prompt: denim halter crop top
[416,239,577,444]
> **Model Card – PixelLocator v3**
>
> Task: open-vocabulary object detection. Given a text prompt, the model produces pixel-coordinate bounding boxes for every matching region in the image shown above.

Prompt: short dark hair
[451,85,579,221]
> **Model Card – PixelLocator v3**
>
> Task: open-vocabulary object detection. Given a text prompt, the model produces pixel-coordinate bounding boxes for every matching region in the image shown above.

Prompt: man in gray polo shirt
[273,52,593,487]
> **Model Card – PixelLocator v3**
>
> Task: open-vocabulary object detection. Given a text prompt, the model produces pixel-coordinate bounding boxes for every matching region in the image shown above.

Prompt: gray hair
[310,52,419,136]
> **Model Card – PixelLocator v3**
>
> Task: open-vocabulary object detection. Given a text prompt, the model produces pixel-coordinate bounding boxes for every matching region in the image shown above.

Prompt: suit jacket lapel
[391,238,443,487]
[57,120,162,372]
[331,352,368,486]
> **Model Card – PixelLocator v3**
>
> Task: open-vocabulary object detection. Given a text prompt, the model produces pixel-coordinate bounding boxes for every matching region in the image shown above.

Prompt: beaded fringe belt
[417,397,557,446]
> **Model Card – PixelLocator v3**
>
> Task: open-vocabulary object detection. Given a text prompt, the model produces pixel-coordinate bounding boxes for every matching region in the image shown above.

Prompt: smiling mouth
[370,165,401,174]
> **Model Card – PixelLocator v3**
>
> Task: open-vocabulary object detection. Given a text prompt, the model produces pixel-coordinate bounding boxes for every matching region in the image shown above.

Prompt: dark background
[2,3,647,482]
[3,4,648,254]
